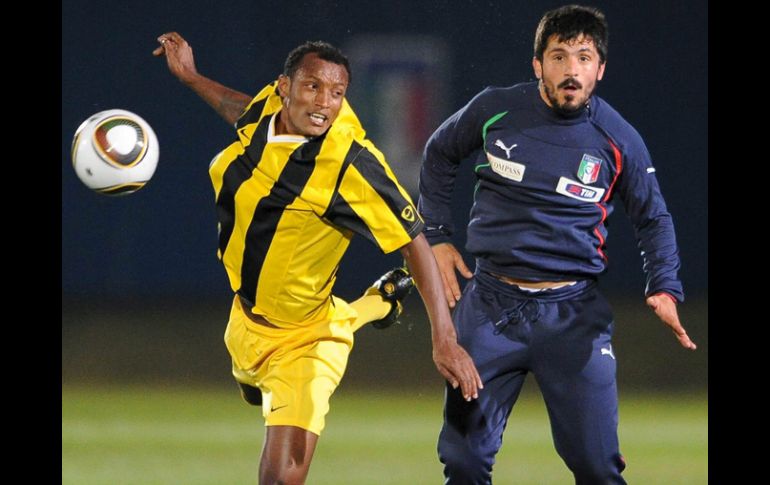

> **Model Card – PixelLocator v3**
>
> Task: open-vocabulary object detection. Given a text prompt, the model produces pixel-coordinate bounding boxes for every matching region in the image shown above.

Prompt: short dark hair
[283,41,352,83]
[534,5,608,64]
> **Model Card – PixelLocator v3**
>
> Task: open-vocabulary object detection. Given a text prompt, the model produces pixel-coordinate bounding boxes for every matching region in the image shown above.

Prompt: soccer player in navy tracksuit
[418,5,697,484]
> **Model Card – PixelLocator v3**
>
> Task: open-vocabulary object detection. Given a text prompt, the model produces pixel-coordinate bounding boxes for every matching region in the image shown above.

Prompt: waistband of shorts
[237,295,280,328]
[487,271,578,290]
[475,270,596,301]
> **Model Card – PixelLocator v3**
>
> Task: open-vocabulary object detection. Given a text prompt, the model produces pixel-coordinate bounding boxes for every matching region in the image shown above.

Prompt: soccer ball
[71,109,159,195]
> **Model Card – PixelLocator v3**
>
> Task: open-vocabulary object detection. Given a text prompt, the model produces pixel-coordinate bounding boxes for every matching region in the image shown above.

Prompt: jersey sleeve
[615,132,685,302]
[418,87,494,245]
[324,142,424,254]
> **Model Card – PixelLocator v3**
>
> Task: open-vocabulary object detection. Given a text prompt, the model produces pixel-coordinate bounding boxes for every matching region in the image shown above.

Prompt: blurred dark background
[62,0,707,392]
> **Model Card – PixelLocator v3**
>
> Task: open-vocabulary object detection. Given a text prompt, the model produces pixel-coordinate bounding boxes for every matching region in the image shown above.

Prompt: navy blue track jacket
[418,82,683,302]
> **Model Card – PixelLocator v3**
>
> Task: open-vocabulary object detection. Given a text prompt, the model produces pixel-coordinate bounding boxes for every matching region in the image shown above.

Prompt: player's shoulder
[590,95,647,151]
[472,81,536,106]
[328,121,385,166]
[457,81,536,122]
[250,81,282,111]
[237,81,282,129]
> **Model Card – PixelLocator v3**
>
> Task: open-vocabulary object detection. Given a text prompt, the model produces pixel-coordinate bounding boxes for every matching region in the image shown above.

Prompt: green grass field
[62,386,707,484]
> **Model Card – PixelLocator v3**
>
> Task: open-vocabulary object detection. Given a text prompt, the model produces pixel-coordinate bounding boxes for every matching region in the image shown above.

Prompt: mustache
[558,78,583,89]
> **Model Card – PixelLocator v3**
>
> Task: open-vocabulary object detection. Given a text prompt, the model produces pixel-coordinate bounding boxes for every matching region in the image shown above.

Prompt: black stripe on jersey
[216,117,271,256]
[325,144,405,244]
[238,136,325,302]
[350,148,409,218]
[235,85,274,130]
[322,140,364,219]
[325,194,377,245]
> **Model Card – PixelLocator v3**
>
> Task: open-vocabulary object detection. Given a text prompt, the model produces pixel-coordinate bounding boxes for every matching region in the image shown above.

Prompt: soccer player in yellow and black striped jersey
[155,32,482,484]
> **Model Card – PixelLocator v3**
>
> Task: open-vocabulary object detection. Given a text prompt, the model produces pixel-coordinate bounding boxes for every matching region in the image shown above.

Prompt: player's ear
[532,57,542,80]
[597,61,606,81]
[277,74,290,98]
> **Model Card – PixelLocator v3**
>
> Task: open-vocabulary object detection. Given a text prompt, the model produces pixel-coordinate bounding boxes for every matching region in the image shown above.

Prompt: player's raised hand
[646,293,697,350]
[153,32,199,85]
[432,243,473,308]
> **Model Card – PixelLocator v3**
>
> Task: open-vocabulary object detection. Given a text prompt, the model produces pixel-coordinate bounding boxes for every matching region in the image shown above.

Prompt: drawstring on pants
[493,299,541,335]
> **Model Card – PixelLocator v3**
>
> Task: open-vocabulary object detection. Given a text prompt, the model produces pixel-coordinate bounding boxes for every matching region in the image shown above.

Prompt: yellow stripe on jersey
[236,82,283,131]
[326,140,423,254]
[210,82,280,200]
[335,162,421,254]
[208,82,423,325]
[210,142,246,201]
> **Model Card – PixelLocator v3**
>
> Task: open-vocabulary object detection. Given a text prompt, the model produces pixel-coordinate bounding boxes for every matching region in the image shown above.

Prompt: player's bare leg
[259,425,319,485]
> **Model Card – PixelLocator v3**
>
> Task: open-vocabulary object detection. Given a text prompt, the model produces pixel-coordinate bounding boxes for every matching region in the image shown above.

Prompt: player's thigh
[262,321,354,435]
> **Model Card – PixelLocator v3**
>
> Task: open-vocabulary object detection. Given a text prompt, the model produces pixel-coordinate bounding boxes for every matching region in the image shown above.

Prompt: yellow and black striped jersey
[209,82,423,324]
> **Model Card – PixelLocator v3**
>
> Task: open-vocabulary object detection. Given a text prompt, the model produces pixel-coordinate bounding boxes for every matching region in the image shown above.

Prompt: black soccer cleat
[368,267,414,329]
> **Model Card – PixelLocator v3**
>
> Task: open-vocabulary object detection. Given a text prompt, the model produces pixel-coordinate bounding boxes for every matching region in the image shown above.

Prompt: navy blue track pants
[438,271,627,484]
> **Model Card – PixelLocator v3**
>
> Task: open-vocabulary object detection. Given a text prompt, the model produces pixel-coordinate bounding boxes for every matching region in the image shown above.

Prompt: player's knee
[260,457,313,485]
[570,453,626,485]
[259,466,309,485]
[439,442,493,484]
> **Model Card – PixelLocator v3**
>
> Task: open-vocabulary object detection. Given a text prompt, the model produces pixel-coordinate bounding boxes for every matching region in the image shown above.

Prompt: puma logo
[600,346,615,360]
[494,139,517,159]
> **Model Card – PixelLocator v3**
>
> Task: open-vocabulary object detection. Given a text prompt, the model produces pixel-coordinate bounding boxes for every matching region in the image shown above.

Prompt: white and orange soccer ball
[71,109,159,195]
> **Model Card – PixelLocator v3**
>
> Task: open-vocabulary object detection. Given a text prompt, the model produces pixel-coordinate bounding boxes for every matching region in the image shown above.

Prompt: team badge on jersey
[577,154,603,184]
[401,204,416,222]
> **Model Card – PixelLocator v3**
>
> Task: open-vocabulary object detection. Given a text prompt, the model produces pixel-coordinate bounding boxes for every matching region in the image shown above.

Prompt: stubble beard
[542,80,590,116]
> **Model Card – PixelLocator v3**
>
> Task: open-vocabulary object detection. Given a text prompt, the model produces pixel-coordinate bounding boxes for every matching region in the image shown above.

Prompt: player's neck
[275,112,289,135]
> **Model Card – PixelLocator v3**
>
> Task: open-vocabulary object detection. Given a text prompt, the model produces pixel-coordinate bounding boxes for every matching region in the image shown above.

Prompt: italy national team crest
[577,154,603,184]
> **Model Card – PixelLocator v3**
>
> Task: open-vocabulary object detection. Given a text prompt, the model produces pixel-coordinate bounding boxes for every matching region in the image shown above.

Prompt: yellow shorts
[224,295,356,436]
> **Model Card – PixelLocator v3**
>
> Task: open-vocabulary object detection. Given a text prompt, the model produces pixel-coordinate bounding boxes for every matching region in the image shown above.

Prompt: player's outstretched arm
[153,31,251,126]
[645,293,697,350]
[401,234,483,401]
[431,242,473,308]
